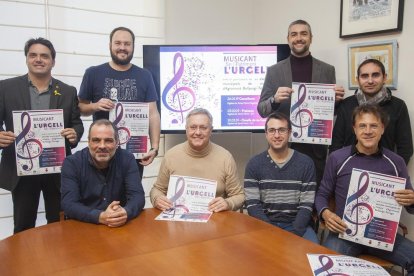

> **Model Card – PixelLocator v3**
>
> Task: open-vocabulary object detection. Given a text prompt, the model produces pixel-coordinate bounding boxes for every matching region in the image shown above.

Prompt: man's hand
[321,209,348,234]
[0,131,15,147]
[139,148,158,166]
[61,128,78,145]
[273,87,293,103]
[99,201,128,227]
[394,189,414,206]
[154,195,173,211]
[334,85,345,102]
[208,197,229,213]
[94,98,115,112]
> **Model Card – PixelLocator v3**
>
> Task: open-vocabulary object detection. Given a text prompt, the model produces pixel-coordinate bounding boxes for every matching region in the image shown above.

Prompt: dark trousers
[12,174,61,234]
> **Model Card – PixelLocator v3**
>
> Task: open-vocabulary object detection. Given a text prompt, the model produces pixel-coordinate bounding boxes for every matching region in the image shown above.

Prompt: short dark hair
[88,119,119,142]
[357,59,386,77]
[110,26,135,45]
[265,112,291,131]
[352,104,389,128]
[24,37,56,60]
[288,19,312,37]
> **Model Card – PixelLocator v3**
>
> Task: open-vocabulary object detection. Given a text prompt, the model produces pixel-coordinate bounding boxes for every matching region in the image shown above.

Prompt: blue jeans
[272,222,319,244]
[323,232,414,275]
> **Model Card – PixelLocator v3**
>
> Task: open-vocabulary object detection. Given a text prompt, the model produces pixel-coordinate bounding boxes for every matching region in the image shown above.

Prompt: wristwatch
[150,147,159,157]
[270,96,275,104]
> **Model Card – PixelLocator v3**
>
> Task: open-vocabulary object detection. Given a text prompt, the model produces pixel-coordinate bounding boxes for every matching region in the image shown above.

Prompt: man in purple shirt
[315,104,414,274]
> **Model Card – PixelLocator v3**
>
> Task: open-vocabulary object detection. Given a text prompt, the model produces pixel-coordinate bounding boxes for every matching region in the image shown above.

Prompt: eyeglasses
[266,127,289,135]
[187,125,211,133]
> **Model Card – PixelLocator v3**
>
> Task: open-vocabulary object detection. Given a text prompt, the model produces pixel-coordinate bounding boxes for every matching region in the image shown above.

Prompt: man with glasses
[150,108,244,213]
[330,58,412,164]
[244,112,318,242]
[61,119,145,226]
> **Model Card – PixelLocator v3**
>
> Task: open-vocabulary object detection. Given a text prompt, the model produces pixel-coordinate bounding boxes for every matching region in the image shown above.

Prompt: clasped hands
[99,201,128,227]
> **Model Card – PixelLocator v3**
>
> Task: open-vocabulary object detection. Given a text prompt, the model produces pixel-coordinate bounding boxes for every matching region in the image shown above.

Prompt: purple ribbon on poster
[112,102,131,145]
[290,83,313,138]
[314,255,349,276]
[164,177,189,218]
[15,112,43,171]
[344,171,374,236]
[161,52,195,124]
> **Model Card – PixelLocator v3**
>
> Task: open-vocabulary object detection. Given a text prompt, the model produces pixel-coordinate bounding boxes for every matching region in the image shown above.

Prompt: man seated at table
[244,112,318,243]
[315,104,414,273]
[150,108,245,212]
[61,119,145,227]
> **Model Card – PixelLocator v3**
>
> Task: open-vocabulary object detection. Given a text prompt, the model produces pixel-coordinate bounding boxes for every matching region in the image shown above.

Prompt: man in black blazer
[257,19,345,186]
[0,38,84,233]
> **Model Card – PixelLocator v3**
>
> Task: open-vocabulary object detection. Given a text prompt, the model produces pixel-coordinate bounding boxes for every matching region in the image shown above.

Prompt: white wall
[0,0,165,239]
[165,0,414,240]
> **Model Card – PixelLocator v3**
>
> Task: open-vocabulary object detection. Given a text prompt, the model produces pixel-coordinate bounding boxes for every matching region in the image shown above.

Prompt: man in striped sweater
[244,112,318,243]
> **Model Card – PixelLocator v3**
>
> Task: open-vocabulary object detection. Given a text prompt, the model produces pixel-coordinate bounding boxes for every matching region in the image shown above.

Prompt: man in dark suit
[257,19,345,185]
[0,38,84,233]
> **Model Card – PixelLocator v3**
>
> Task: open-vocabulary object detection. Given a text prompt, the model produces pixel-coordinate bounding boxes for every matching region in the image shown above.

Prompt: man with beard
[330,59,413,164]
[61,119,145,226]
[78,27,160,177]
[257,19,345,186]
[244,112,318,243]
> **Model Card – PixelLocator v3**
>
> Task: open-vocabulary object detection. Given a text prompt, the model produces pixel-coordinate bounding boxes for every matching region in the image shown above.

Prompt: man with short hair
[316,104,414,273]
[244,112,318,243]
[150,108,245,212]
[257,19,345,185]
[61,119,145,226]
[0,37,84,233]
[331,58,413,164]
[78,26,161,177]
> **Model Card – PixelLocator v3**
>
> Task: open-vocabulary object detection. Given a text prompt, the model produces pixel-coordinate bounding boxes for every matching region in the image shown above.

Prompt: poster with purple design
[109,102,149,159]
[289,82,335,145]
[13,109,65,176]
[307,254,390,276]
[155,175,217,223]
[340,168,405,251]
[159,46,277,130]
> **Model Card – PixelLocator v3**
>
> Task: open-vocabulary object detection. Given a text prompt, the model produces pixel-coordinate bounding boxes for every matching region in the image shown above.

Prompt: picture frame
[348,40,398,90]
[340,0,404,38]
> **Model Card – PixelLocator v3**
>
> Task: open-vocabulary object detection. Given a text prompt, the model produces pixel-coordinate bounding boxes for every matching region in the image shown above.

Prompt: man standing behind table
[330,58,413,164]
[257,19,345,185]
[244,112,318,243]
[0,37,84,233]
[78,26,160,178]
[316,104,414,274]
[61,119,145,226]
[150,108,245,213]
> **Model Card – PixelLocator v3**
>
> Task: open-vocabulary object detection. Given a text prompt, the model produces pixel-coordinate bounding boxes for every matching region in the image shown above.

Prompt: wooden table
[0,208,335,275]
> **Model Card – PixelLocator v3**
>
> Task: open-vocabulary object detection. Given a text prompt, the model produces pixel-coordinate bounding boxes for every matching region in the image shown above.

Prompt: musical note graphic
[15,112,43,171]
[163,177,189,218]
[112,103,131,145]
[344,171,374,237]
[162,52,196,124]
[290,83,313,138]
[313,255,350,276]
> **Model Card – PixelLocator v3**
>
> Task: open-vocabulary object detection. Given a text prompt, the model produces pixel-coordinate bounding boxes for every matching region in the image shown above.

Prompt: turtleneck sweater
[150,141,245,211]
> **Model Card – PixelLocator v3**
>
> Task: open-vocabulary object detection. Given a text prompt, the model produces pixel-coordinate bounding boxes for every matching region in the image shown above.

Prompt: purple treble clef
[112,103,131,145]
[314,255,349,276]
[290,84,314,138]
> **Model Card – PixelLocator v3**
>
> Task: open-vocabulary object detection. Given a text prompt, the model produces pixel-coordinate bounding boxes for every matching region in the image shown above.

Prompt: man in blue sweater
[316,104,414,274]
[61,119,145,226]
[244,112,318,243]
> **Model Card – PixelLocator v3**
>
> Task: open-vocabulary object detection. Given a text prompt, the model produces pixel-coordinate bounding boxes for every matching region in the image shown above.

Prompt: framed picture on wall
[348,40,398,90]
[340,0,404,38]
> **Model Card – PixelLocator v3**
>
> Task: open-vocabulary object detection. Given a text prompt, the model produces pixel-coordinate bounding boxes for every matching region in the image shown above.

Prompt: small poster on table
[289,82,335,145]
[155,175,217,223]
[340,168,405,251]
[109,102,149,159]
[13,109,66,176]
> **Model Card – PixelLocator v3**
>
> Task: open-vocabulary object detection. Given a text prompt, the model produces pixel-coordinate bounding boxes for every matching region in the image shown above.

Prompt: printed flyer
[109,102,149,159]
[155,175,217,223]
[307,254,390,276]
[289,82,335,145]
[340,168,405,251]
[13,109,66,176]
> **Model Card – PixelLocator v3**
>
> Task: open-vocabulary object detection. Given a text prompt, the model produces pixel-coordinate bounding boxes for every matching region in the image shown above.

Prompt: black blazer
[0,74,84,191]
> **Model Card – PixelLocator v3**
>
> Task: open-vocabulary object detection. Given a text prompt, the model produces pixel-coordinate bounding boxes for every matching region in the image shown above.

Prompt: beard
[111,49,134,65]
